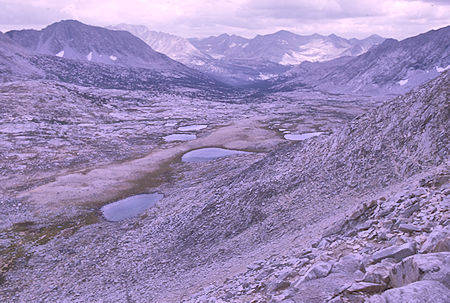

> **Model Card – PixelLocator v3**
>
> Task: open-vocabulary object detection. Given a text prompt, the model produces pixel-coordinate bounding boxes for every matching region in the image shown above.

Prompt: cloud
[0,0,448,39]
[241,0,384,20]
[0,0,70,26]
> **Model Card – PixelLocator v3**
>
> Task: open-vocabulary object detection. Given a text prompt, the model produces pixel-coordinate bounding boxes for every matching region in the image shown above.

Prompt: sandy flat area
[19,117,282,216]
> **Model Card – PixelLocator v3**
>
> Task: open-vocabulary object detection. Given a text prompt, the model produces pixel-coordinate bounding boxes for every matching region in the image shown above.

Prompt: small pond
[284,132,323,141]
[181,148,250,163]
[101,193,163,221]
[178,124,207,131]
[163,133,197,142]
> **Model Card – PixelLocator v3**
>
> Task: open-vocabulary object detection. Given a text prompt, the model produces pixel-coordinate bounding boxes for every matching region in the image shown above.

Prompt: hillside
[6,20,189,72]
[109,24,211,67]
[0,32,43,81]
[0,69,447,302]
[274,26,450,95]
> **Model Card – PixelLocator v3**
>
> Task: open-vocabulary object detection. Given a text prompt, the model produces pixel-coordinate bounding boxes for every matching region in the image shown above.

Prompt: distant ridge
[273,25,450,94]
[190,30,385,65]
[109,24,211,67]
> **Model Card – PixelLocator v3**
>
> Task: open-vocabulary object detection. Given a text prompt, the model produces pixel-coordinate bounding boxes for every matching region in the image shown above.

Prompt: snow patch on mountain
[258,73,277,80]
[436,65,450,72]
[398,79,408,86]
[87,52,92,61]
[210,54,225,59]
[279,39,348,65]
[190,59,205,66]
[109,55,117,61]
[56,50,64,57]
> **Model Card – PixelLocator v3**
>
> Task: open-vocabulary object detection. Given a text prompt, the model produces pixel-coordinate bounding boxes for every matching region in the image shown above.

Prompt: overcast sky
[0,0,449,39]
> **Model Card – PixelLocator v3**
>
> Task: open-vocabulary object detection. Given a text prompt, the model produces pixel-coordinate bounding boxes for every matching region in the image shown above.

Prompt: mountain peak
[45,19,85,29]
[6,19,190,71]
[275,29,293,35]
[367,34,383,39]
[271,30,297,38]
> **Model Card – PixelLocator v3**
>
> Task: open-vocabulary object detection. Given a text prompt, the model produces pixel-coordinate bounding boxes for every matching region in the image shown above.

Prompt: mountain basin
[181,147,250,163]
[101,193,163,221]
[178,124,208,131]
[163,134,197,142]
[284,132,323,141]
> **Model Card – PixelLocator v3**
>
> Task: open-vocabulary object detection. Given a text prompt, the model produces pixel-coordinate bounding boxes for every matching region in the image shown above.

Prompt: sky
[0,0,449,39]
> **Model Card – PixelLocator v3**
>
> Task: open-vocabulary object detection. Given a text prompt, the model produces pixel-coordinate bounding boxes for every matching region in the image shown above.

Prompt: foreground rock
[389,252,450,288]
[368,280,450,303]
[185,168,450,302]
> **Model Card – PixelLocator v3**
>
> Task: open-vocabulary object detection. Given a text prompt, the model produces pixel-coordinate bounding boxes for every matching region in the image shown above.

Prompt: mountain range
[273,25,450,95]
[190,30,385,65]
[2,20,449,95]
[3,20,231,94]
[109,24,385,86]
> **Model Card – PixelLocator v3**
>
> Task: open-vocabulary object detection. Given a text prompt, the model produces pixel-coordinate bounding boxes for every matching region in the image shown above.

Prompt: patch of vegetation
[0,211,99,285]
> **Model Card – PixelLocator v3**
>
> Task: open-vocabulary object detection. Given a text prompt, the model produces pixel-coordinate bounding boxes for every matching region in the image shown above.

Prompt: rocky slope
[6,20,192,72]
[27,54,232,95]
[0,32,43,81]
[184,72,449,302]
[187,166,450,302]
[109,24,211,67]
[275,26,450,95]
[181,71,450,302]
[0,66,447,303]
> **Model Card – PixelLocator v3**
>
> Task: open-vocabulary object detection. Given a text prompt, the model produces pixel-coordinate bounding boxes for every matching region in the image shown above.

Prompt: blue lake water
[284,132,323,141]
[101,193,163,221]
[181,148,250,163]
[163,133,197,142]
[178,124,207,131]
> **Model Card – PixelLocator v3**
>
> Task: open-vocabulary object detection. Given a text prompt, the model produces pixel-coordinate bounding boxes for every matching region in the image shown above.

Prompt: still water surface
[101,193,163,221]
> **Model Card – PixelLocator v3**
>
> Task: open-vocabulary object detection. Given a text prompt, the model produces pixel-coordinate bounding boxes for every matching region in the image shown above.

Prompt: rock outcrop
[186,166,450,302]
